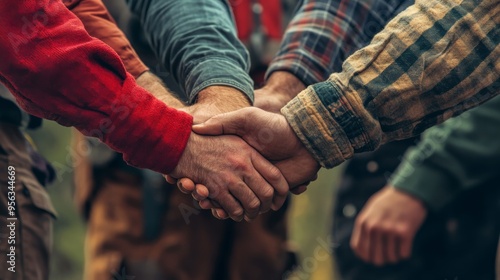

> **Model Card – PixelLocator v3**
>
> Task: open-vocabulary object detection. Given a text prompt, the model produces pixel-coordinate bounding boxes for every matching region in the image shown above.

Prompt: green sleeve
[390,96,500,210]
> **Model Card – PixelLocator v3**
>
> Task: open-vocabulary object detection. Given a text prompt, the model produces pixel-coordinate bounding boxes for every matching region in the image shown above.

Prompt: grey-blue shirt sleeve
[390,95,500,210]
[126,0,254,103]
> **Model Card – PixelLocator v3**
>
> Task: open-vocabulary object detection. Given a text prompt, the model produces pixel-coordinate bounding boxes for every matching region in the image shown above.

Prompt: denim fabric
[126,0,254,103]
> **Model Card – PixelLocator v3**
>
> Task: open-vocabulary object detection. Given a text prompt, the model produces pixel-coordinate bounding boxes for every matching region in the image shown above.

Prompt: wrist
[388,186,428,212]
[263,71,306,100]
[136,71,185,108]
[196,85,251,109]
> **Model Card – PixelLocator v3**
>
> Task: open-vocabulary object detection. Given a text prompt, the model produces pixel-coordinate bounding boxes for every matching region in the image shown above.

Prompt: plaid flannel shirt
[267,0,414,86]
[281,0,499,168]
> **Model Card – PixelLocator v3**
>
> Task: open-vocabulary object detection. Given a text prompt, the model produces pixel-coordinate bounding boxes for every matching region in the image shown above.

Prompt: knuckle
[354,216,365,229]
[380,224,393,235]
[208,185,224,198]
[267,166,282,182]
[230,157,249,173]
[231,208,244,218]
[226,176,240,186]
[365,222,378,234]
[248,199,261,212]
[261,187,274,201]
[395,225,411,237]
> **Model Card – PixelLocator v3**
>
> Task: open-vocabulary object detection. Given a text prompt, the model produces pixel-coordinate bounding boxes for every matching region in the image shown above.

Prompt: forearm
[282,0,499,168]
[126,0,254,103]
[136,72,185,108]
[263,71,306,100]
[69,1,186,110]
[390,96,500,210]
[267,0,412,86]
[254,71,306,112]
[0,0,192,173]
[261,0,411,109]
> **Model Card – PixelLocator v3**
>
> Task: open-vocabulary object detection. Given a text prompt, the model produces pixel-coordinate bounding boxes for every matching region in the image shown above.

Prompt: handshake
[155,73,320,222]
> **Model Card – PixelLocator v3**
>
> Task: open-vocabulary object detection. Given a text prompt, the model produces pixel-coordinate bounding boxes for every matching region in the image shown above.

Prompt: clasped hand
[169,107,320,221]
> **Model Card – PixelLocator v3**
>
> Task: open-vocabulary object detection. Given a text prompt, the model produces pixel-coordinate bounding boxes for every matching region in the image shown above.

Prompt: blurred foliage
[288,168,342,280]
[28,120,342,280]
[28,121,85,280]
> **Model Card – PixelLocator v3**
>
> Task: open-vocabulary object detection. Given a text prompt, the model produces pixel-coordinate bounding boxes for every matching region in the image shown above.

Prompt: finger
[200,199,226,211]
[192,110,248,136]
[192,190,206,202]
[211,200,222,208]
[199,199,216,209]
[215,208,229,219]
[177,179,195,194]
[398,228,414,260]
[194,184,210,200]
[353,219,372,263]
[371,229,385,266]
[164,175,177,184]
[386,230,399,264]
[210,191,244,222]
[311,173,319,181]
[250,151,289,211]
[211,209,221,219]
[179,178,196,191]
[290,185,308,195]
[350,218,363,258]
[363,223,377,264]
[228,181,262,220]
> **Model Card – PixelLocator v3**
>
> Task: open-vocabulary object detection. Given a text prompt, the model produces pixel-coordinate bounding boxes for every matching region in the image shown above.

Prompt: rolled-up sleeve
[282,0,499,168]
[126,0,254,103]
[0,0,193,174]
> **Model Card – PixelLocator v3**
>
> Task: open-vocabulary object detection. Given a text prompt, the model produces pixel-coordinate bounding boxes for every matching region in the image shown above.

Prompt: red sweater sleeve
[0,0,192,173]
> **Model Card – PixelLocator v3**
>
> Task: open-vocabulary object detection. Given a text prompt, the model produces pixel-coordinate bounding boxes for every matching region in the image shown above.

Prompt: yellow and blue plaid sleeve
[282,0,499,168]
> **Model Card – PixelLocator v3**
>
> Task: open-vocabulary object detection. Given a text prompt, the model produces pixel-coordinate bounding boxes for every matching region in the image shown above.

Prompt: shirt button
[252,3,263,14]
[343,204,357,218]
[367,161,379,173]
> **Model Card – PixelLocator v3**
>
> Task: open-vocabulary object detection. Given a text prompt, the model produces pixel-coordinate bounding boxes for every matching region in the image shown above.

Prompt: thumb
[192,110,248,136]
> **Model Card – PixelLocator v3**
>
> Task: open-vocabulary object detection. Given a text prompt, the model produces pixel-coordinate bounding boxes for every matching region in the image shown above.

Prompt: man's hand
[171,132,289,222]
[350,186,428,266]
[190,107,320,201]
[171,79,310,219]
[254,71,306,113]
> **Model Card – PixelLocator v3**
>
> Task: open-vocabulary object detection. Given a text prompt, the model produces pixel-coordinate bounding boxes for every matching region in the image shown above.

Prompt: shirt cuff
[390,150,458,211]
[184,58,254,104]
[266,55,326,87]
[110,74,193,174]
[281,81,356,168]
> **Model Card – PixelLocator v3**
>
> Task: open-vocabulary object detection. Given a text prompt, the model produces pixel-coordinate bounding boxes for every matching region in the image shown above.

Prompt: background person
[349,95,500,280]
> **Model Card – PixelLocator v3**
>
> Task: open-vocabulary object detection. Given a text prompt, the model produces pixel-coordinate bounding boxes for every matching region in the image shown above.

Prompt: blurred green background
[28,121,343,280]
